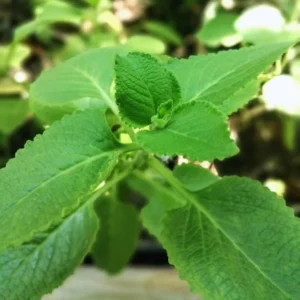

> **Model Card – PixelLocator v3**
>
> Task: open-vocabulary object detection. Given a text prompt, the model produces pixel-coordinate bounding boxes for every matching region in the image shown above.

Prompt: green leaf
[91,191,140,274]
[127,173,183,238]
[141,185,182,238]
[115,52,181,128]
[85,0,99,6]
[143,21,182,46]
[0,100,29,135]
[159,177,300,299]
[173,163,218,191]
[0,108,122,253]
[0,45,31,71]
[197,13,240,48]
[30,47,123,124]
[124,35,166,54]
[0,202,98,300]
[220,79,260,115]
[167,42,292,113]
[14,0,82,43]
[136,101,238,161]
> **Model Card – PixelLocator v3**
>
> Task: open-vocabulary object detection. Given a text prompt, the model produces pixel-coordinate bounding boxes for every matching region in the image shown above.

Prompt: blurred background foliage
[0,0,300,261]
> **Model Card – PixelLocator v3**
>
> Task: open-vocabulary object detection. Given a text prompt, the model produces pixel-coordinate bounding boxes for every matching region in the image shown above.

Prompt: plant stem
[148,156,189,198]
[92,169,130,200]
[103,93,136,142]
[283,115,296,152]
[124,124,137,142]
[122,142,142,153]
[290,1,300,22]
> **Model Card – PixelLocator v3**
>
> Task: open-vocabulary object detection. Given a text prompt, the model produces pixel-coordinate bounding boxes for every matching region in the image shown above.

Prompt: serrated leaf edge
[0,108,121,251]
[136,100,239,162]
[160,176,295,298]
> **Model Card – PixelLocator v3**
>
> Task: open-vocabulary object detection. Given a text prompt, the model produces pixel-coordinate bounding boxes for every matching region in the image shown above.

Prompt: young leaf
[159,177,300,299]
[167,42,292,114]
[0,108,122,253]
[0,202,98,300]
[115,52,181,128]
[30,47,124,124]
[173,163,218,191]
[136,101,238,161]
[0,100,29,135]
[91,191,140,274]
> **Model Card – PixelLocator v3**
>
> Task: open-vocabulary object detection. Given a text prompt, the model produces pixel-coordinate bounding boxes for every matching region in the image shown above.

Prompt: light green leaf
[221,79,260,115]
[151,175,300,299]
[137,101,238,161]
[142,187,182,238]
[91,191,140,274]
[14,0,82,42]
[0,100,29,135]
[167,42,292,113]
[85,0,100,6]
[0,45,31,71]
[124,35,166,54]
[0,78,25,95]
[144,21,182,46]
[0,202,98,300]
[197,13,240,48]
[173,163,218,191]
[115,52,181,128]
[30,47,124,124]
[0,108,122,253]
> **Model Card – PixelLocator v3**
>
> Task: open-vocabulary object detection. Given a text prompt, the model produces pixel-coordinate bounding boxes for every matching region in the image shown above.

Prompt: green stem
[122,142,142,153]
[4,43,17,72]
[103,94,136,142]
[133,168,185,204]
[290,1,300,22]
[283,115,296,152]
[124,124,137,142]
[91,169,130,201]
[148,156,190,198]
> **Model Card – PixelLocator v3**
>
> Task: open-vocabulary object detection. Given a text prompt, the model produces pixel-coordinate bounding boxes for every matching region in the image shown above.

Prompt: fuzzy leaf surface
[0,108,122,252]
[0,202,98,300]
[91,192,140,274]
[167,42,292,113]
[30,48,124,123]
[136,101,238,161]
[159,177,300,299]
[115,52,181,127]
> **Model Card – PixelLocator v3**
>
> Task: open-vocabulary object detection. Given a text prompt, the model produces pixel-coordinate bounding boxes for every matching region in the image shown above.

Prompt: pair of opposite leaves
[115,53,238,162]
